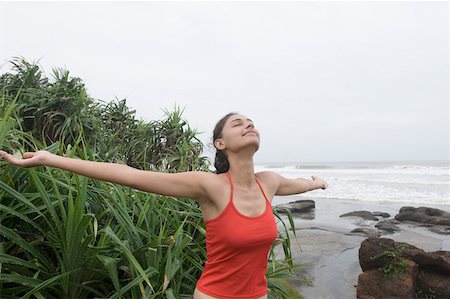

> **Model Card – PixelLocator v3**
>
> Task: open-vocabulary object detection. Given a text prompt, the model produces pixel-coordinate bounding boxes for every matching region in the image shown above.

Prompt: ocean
[254,160,450,206]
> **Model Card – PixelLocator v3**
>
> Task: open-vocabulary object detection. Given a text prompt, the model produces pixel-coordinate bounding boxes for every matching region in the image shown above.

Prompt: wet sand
[273,196,450,299]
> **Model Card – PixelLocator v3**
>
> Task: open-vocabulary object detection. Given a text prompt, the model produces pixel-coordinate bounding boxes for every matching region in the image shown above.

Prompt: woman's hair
[213,112,237,174]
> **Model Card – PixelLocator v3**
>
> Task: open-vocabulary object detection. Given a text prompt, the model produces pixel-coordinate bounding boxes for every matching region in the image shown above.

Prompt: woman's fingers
[0,150,13,161]
[1,150,49,168]
[0,150,18,165]
[311,175,328,189]
[0,150,34,167]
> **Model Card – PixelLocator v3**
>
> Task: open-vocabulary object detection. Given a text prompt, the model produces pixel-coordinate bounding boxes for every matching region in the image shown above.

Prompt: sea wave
[332,178,450,185]
[256,165,449,176]
[256,161,449,206]
[285,193,450,206]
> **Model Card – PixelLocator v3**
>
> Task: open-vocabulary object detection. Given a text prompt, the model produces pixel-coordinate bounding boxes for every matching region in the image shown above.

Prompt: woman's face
[215,114,260,153]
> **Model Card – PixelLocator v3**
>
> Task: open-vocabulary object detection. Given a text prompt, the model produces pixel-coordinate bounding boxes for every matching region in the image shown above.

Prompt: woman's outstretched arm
[0,150,209,200]
[258,171,328,196]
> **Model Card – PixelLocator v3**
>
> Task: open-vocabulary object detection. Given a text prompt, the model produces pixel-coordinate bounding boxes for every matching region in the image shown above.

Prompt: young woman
[0,112,328,299]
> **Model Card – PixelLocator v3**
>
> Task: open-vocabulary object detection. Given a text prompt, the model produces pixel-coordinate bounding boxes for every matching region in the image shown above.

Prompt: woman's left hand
[311,175,328,190]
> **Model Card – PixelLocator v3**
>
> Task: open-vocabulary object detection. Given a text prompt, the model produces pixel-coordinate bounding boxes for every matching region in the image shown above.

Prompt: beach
[273,196,450,299]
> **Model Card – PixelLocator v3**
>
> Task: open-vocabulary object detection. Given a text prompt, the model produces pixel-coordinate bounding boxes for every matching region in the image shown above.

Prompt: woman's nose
[246,122,254,129]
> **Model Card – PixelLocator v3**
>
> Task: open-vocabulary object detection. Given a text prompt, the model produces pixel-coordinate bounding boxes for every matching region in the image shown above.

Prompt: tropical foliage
[0,57,302,298]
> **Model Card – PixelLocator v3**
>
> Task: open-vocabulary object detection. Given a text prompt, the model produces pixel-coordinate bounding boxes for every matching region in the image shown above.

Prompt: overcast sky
[1,1,448,164]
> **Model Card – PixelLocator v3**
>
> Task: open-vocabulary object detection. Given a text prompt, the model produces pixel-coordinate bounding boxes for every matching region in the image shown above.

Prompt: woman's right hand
[0,150,52,168]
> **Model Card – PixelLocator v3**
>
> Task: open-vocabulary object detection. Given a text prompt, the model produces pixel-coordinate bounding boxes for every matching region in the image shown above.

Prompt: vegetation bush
[0,57,302,298]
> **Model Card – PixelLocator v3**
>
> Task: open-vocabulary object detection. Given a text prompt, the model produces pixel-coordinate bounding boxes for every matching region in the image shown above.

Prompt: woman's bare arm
[0,150,209,200]
[259,171,328,196]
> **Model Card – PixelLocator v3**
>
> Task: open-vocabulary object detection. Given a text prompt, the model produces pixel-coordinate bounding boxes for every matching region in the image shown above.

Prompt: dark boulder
[395,242,426,261]
[275,199,315,213]
[359,237,396,272]
[410,250,450,274]
[417,269,450,299]
[357,259,418,299]
[372,211,391,218]
[375,220,401,233]
[395,206,450,226]
[357,237,450,299]
[340,211,379,221]
[400,207,450,218]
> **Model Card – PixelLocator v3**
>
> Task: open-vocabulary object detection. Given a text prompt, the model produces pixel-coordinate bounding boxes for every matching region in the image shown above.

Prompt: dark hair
[213,112,238,174]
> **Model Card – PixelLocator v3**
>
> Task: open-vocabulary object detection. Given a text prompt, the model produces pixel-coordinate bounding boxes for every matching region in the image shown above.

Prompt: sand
[273,196,450,299]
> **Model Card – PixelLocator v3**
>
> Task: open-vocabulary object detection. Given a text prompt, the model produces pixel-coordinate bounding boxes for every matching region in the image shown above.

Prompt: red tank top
[196,172,278,298]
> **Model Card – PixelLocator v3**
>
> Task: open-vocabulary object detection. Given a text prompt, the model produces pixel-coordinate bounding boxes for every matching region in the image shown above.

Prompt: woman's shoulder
[194,170,227,179]
[255,170,280,189]
[255,170,277,179]
[193,171,229,205]
[194,170,229,188]
[254,171,281,201]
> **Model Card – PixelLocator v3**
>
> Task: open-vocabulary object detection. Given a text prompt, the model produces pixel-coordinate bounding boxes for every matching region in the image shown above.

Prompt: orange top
[196,172,278,298]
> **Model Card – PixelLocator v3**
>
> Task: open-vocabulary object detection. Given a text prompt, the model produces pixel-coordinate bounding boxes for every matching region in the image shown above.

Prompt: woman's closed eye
[231,119,254,128]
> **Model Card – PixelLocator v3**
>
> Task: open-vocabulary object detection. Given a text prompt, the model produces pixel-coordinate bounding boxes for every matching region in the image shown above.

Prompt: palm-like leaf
[0,58,303,298]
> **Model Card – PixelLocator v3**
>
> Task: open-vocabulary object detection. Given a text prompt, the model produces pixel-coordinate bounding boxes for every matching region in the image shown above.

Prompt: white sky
[1,1,448,163]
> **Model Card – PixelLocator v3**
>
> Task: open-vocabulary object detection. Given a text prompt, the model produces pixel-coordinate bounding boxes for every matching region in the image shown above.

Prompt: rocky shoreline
[357,237,450,299]
[273,196,450,299]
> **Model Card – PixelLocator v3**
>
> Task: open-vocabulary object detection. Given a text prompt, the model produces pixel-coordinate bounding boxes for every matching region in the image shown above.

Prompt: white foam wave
[256,162,450,206]
[256,166,449,176]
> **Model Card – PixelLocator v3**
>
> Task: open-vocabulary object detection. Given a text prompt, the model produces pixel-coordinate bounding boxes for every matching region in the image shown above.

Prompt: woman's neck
[227,152,256,189]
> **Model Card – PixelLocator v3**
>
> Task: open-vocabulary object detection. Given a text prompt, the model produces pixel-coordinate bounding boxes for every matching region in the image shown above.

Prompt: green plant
[370,246,409,278]
[0,57,304,298]
[268,278,304,299]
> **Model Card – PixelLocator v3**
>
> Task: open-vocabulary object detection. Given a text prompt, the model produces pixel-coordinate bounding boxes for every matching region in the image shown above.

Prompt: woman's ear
[214,138,225,150]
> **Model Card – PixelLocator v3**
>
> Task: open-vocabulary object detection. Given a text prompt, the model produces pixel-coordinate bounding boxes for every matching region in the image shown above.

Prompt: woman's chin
[248,142,260,153]
[230,140,260,154]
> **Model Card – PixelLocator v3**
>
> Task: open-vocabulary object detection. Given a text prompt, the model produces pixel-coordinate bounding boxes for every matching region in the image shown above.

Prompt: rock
[394,243,450,274]
[417,269,450,299]
[395,206,450,226]
[375,220,401,233]
[340,211,379,221]
[400,207,450,218]
[356,259,418,299]
[416,251,450,274]
[395,242,426,260]
[275,199,315,213]
[357,238,450,299]
[428,225,450,235]
[351,228,381,238]
[359,238,396,272]
[372,211,390,218]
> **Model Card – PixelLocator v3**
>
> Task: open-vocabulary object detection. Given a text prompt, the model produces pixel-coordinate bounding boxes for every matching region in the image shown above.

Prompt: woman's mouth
[243,131,257,136]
